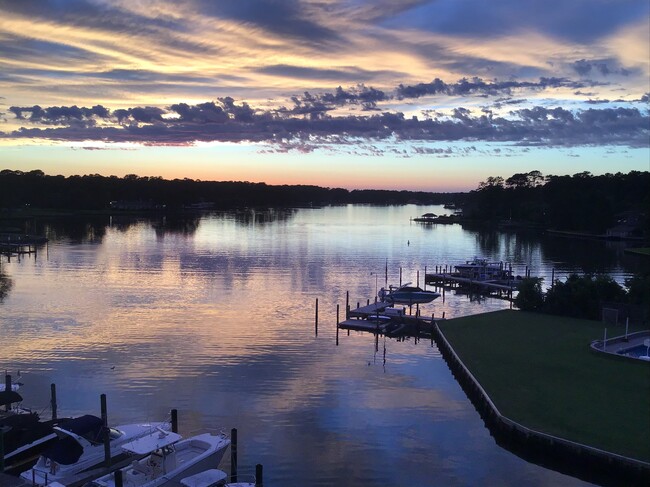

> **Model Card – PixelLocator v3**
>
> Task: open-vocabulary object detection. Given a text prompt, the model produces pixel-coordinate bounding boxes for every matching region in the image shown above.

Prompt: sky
[0,0,648,192]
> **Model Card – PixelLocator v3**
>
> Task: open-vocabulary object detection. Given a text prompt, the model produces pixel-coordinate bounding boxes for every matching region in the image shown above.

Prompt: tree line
[0,169,462,210]
[462,170,650,236]
[515,274,649,323]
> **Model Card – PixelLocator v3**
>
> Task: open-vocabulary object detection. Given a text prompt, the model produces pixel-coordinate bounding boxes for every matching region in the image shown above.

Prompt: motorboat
[453,257,513,281]
[180,468,256,487]
[0,382,22,392]
[21,415,171,486]
[378,283,440,305]
[83,430,231,487]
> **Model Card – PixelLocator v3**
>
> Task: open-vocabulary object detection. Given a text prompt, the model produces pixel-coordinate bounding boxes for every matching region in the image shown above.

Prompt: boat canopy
[57,415,104,440]
[43,415,105,464]
[0,390,22,407]
[120,430,181,455]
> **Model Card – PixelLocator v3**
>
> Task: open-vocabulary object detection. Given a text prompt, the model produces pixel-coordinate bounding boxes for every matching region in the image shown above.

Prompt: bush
[514,277,544,311]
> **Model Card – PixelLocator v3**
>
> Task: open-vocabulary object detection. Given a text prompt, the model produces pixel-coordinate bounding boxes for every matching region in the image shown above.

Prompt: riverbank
[437,310,649,463]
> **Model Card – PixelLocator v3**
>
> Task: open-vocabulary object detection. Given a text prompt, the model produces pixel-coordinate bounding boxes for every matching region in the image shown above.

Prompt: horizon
[1,1,648,192]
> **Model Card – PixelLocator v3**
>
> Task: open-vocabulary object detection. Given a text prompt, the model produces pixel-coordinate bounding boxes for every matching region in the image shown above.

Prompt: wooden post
[399,267,402,286]
[0,425,5,473]
[336,304,340,330]
[51,383,58,420]
[345,291,349,319]
[115,469,123,487]
[4,375,10,412]
[315,298,319,336]
[255,464,263,487]
[424,266,427,290]
[171,409,178,433]
[230,428,238,482]
[551,268,555,288]
[417,270,419,287]
[101,394,111,468]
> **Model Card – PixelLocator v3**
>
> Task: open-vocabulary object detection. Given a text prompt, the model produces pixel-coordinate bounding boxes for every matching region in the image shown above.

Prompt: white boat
[83,430,231,487]
[378,283,440,305]
[454,257,511,281]
[21,415,171,486]
[180,468,256,487]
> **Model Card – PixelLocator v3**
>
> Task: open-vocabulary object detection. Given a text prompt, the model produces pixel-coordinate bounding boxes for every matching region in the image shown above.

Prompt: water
[2,205,646,486]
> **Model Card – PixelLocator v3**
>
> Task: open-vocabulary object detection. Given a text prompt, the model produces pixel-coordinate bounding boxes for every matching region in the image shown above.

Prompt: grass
[438,310,650,462]
[624,247,650,257]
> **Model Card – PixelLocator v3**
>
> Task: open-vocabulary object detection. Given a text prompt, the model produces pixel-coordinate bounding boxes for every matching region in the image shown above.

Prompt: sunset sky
[1,0,648,191]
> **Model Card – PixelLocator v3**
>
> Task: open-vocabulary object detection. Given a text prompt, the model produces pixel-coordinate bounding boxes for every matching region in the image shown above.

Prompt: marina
[1,375,263,487]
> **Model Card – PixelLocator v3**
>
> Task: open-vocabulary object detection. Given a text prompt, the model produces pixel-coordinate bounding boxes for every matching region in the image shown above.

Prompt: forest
[1,169,648,239]
[462,170,649,237]
[0,169,459,210]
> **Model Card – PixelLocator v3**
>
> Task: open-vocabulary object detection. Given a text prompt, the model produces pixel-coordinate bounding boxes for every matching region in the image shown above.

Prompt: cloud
[396,77,588,99]
[197,0,341,44]
[572,59,630,77]
[3,96,648,152]
[381,0,649,44]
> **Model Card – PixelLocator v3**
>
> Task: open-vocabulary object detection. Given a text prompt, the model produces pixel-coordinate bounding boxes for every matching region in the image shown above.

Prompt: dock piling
[0,427,4,473]
[3,376,10,412]
[51,383,57,420]
[255,464,263,487]
[315,298,319,336]
[345,292,349,319]
[231,428,238,482]
[171,409,178,433]
[100,394,111,468]
[115,469,123,487]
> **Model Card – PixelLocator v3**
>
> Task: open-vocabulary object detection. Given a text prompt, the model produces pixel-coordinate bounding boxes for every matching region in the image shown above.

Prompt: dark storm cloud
[196,0,340,44]
[3,97,648,150]
[396,77,587,99]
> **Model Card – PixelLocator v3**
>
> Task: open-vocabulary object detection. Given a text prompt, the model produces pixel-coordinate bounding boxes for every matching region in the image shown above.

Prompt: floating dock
[425,272,520,297]
[339,299,441,338]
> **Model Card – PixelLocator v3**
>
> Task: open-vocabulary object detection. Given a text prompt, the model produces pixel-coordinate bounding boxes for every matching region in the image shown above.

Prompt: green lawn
[624,247,650,257]
[439,310,650,462]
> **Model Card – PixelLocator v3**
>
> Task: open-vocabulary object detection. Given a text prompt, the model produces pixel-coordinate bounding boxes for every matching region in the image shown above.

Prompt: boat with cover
[0,390,64,474]
[21,415,171,486]
[378,283,440,305]
[82,430,231,487]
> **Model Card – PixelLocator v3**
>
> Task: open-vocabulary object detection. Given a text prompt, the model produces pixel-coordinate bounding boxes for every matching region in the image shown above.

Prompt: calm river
[1,205,645,486]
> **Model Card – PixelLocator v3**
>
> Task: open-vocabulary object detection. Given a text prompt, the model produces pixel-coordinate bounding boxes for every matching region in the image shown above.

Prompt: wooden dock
[347,301,391,318]
[425,272,520,297]
[0,234,47,260]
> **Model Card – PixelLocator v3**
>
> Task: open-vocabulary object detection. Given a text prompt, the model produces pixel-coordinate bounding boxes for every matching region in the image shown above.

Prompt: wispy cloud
[0,0,648,173]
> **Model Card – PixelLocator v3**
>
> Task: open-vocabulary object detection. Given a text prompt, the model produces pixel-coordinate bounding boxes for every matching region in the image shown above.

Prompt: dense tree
[543,274,627,320]
[0,169,462,210]
[463,170,650,235]
[513,277,545,311]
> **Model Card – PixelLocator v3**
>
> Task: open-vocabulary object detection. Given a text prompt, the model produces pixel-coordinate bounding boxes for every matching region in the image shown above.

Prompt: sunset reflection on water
[1,205,626,486]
